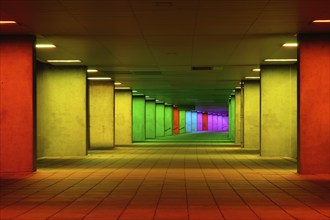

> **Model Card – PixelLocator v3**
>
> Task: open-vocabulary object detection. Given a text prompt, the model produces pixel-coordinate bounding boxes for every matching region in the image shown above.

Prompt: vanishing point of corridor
[1,146,329,220]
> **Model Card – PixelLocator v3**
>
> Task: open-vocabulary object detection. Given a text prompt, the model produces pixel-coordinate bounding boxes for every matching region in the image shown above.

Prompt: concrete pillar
[165,105,173,136]
[132,95,145,142]
[186,111,192,133]
[235,90,241,144]
[37,64,87,157]
[191,111,198,133]
[243,81,260,148]
[0,36,36,173]
[156,103,165,137]
[145,100,156,139]
[173,107,180,134]
[115,89,132,145]
[212,114,218,131]
[197,112,203,131]
[202,113,208,131]
[179,110,186,134]
[229,97,236,141]
[298,34,330,174]
[208,113,213,131]
[88,80,114,149]
[261,65,297,158]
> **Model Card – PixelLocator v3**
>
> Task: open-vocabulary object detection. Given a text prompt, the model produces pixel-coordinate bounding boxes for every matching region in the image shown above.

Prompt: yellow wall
[89,80,114,148]
[243,81,260,149]
[115,90,132,145]
[261,65,297,158]
[37,64,87,157]
[235,90,241,145]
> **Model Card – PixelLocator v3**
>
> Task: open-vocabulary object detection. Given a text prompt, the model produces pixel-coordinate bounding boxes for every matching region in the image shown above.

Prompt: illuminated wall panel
[132,96,145,141]
[173,107,180,134]
[197,112,203,131]
[202,113,208,131]
[223,116,229,131]
[186,111,192,133]
[146,100,156,139]
[191,112,198,133]
[156,103,165,137]
[179,111,186,134]
[0,36,35,173]
[208,114,213,131]
[218,116,223,131]
[212,115,218,131]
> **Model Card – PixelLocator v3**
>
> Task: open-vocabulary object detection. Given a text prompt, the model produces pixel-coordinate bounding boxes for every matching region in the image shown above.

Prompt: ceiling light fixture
[264,59,297,62]
[35,44,56,48]
[132,90,138,93]
[312,19,330,23]
[252,68,261,72]
[282,43,298,47]
[87,69,98,73]
[235,87,241,89]
[88,77,112,80]
[114,82,122,85]
[245,76,261,79]
[115,87,131,90]
[0,20,17,24]
[47,59,81,63]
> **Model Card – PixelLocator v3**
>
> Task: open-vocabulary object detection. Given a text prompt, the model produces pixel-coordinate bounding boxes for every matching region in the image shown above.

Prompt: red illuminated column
[173,107,180,134]
[202,113,208,131]
[298,34,330,174]
[0,36,36,174]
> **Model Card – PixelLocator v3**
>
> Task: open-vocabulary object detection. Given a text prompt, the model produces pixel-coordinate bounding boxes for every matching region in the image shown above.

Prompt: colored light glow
[245,76,261,79]
[145,96,150,98]
[132,90,138,93]
[114,82,122,85]
[282,43,298,47]
[35,44,56,48]
[235,87,241,89]
[264,59,297,62]
[87,69,98,73]
[312,19,330,23]
[88,77,112,80]
[252,68,261,72]
[47,60,81,63]
[115,87,131,90]
[0,20,17,24]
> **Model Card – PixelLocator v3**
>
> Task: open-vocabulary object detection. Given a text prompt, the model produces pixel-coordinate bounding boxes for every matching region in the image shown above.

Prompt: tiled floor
[0,146,329,220]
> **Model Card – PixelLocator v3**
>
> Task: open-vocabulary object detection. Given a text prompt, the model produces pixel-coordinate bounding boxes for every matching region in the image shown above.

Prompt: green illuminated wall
[146,100,156,139]
[132,96,145,142]
[229,97,236,141]
[243,81,260,148]
[156,103,165,137]
[89,80,114,148]
[115,90,132,145]
[165,105,173,136]
[179,110,186,133]
[235,90,241,145]
[37,65,87,157]
[261,65,297,158]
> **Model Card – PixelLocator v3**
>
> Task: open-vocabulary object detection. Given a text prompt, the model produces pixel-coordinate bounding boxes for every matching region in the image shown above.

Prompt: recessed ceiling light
[0,20,17,24]
[47,60,81,63]
[115,87,131,90]
[312,19,330,23]
[35,44,56,48]
[235,87,241,89]
[88,77,112,80]
[252,68,261,72]
[245,76,261,79]
[282,43,298,47]
[132,90,138,93]
[145,96,150,98]
[87,69,98,73]
[264,59,297,62]
[114,82,122,85]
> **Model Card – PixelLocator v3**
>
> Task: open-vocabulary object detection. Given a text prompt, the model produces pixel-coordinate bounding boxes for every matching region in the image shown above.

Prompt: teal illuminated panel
[156,103,165,137]
[145,100,156,139]
[191,111,197,133]
[179,111,186,133]
[165,105,173,136]
[186,111,192,133]
[132,96,145,141]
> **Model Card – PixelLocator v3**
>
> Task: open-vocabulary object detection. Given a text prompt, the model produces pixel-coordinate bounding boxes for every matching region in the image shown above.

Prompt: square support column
[191,111,198,133]
[146,100,156,139]
[165,105,173,136]
[235,90,241,144]
[173,107,180,134]
[186,111,192,133]
[156,103,165,137]
[229,97,236,141]
[179,110,186,134]
[115,89,132,145]
[132,95,146,142]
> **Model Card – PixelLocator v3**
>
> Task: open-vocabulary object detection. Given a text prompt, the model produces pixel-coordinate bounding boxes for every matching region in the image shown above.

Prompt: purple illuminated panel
[197,112,203,131]
[222,116,229,131]
[212,115,218,131]
[217,116,223,131]
[208,114,212,131]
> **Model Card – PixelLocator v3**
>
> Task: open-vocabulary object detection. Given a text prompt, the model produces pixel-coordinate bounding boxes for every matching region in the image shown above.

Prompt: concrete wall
[229,97,236,141]
[89,80,114,148]
[156,103,165,137]
[186,111,192,133]
[37,64,87,157]
[165,106,173,136]
[191,112,197,133]
[146,100,156,139]
[298,34,330,174]
[261,65,297,158]
[179,111,186,134]
[243,81,260,148]
[132,96,146,142]
[0,36,35,173]
[115,90,132,145]
[235,90,241,144]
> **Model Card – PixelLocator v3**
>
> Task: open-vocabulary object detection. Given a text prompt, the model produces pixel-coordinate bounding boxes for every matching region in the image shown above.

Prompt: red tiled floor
[1,146,329,219]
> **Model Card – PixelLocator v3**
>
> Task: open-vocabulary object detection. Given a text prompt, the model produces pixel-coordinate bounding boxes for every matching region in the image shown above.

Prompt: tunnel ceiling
[0,0,329,108]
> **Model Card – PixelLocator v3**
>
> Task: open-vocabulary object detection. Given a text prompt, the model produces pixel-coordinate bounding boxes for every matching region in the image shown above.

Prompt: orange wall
[173,107,179,134]
[0,36,35,173]
[298,34,330,174]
